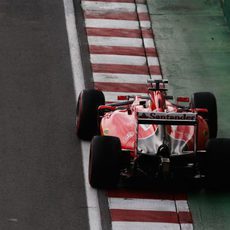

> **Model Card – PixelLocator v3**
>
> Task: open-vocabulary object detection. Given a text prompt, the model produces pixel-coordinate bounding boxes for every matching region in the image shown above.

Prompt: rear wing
[137,111,197,125]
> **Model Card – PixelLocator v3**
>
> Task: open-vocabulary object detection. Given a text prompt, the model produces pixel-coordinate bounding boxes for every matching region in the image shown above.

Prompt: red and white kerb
[81,0,162,101]
[107,189,193,230]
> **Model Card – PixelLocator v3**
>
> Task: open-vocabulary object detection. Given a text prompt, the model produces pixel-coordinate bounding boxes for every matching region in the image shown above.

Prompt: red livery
[76,79,230,189]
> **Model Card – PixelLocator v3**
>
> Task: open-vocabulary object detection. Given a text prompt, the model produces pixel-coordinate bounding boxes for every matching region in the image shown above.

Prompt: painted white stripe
[85,19,139,29]
[181,224,194,230]
[103,91,147,101]
[93,73,162,84]
[143,38,155,48]
[88,36,143,47]
[137,4,148,13]
[82,1,136,12]
[109,197,176,212]
[140,20,151,28]
[63,1,102,230]
[90,54,149,65]
[93,73,151,84]
[147,56,159,66]
[176,200,190,212]
[91,56,159,68]
[112,221,180,230]
[150,74,162,80]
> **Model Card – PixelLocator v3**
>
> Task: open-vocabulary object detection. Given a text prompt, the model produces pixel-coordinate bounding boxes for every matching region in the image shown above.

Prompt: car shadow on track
[119,174,230,193]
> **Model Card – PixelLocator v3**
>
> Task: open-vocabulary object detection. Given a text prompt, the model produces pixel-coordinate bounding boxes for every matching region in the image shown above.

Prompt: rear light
[196,108,208,113]
[117,95,129,100]
[177,96,190,103]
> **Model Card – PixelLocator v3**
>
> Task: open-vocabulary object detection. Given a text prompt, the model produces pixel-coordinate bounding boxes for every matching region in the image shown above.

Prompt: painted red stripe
[149,65,161,75]
[111,209,178,223]
[87,28,154,38]
[83,0,147,4]
[90,45,144,56]
[92,64,150,75]
[83,0,134,2]
[90,46,157,57]
[136,0,146,3]
[87,28,142,38]
[178,212,193,224]
[84,11,137,20]
[174,193,188,200]
[142,28,154,38]
[146,47,157,56]
[107,189,175,200]
[84,11,151,21]
[85,11,150,21]
[138,12,150,21]
[95,82,148,93]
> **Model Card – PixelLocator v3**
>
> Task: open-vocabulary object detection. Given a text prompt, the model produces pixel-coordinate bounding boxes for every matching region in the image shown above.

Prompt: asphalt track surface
[0,1,89,229]
[1,0,230,229]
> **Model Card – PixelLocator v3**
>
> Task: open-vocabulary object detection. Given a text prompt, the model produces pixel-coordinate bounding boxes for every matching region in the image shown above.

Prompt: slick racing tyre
[191,92,217,138]
[89,136,121,188]
[205,138,230,189]
[76,89,105,140]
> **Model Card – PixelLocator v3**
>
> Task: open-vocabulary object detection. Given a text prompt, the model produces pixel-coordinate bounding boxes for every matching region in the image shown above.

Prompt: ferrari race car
[76,79,230,189]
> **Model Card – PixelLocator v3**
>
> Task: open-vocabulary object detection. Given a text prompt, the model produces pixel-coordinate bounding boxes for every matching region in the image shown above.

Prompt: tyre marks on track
[80,0,193,229]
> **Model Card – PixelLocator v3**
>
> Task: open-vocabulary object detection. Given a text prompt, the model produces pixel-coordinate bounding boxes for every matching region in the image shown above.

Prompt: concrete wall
[223,0,230,26]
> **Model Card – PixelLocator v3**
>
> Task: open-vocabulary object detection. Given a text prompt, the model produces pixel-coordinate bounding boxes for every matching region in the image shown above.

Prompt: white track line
[63,0,85,97]
[81,142,102,230]
[63,1,102,230]
[85,19,139,29]
[112,222,180,230]
[82,1,136,12]
[108,197,176,212]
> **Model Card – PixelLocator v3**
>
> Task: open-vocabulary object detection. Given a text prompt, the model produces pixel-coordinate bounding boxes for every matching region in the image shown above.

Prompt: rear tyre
[76,89,105,140]
[205,138,230,188]
[191,92,217,138]
[89,136,121,189]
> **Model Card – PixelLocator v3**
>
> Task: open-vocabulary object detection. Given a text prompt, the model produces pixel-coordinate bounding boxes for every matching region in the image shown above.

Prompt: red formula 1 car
[76,79,230,189]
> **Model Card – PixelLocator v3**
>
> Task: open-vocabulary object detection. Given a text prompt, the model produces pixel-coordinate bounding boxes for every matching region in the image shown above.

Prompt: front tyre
[76,89,105,140]
[89,136,121,189]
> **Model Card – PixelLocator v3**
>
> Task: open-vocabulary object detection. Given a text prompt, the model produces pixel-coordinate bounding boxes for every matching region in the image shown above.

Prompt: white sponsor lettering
[138,112,196,121]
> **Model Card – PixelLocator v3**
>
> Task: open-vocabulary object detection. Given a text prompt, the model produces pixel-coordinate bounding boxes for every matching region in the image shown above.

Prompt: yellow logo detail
[103,129,109,135]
